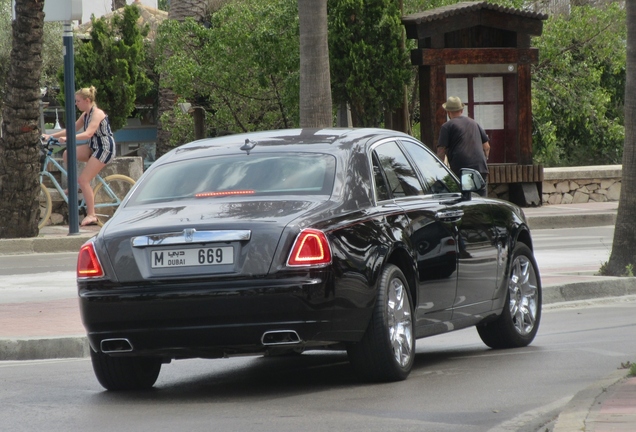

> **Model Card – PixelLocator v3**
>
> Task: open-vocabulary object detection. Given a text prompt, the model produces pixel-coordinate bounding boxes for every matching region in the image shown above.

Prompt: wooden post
[193,108,205,140]
[517,63,533,165]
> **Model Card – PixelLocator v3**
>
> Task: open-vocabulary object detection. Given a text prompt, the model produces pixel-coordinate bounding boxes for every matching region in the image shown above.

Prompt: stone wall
[487,165,622,205]
[541,165,622,205]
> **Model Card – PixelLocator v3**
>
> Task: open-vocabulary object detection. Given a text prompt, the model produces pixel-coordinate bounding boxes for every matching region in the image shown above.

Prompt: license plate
[151,246,234,268]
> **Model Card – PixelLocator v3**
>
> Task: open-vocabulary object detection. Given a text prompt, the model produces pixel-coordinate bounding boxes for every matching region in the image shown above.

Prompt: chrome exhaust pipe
[261,330,301,346]
[101,338,133,353]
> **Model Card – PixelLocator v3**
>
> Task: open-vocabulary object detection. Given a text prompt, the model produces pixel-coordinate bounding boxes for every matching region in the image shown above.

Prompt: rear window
[128,153,336,204]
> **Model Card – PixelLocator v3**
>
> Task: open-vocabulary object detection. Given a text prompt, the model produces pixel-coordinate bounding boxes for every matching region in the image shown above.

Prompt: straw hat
[442,96,465,112]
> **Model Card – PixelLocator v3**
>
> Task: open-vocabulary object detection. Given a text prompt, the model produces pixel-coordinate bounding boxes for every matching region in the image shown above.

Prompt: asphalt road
[0,296,634,432]
[531,225,614,276]
[0,251,78,276]
[0,224,629,432]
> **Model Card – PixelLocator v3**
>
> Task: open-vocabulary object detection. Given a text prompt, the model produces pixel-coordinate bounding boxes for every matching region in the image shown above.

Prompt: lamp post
[43,0,82,235]
[62,21,79,234]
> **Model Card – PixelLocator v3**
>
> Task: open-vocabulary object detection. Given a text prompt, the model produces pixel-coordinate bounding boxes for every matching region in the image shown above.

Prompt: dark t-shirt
[438,116,489,177]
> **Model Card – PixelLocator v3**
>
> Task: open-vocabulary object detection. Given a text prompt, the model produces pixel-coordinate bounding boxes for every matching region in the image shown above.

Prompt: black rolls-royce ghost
[77,128,541,390]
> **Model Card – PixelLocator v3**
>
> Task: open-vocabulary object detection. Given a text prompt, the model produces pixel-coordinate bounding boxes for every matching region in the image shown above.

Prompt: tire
[90,348,162,391]
[37,183,52,229]
[347,264,415,382]
[92,174,135,226]
[477,243,542,349]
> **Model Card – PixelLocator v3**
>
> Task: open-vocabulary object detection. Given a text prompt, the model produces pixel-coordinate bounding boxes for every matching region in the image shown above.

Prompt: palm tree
[298,0,332,128]
[607,0,636,275]
[0,0,45,238]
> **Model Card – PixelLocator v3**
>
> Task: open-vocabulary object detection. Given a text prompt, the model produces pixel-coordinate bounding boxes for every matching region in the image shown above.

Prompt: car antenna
[241,139,257,155]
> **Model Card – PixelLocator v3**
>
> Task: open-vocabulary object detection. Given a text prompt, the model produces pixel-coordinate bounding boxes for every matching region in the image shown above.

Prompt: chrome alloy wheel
[508,254,539,336]
[387,277,413,367]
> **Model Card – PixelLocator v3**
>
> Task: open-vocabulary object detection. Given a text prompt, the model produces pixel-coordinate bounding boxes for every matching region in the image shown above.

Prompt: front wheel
[347,264,415,382]
[92,174,135,226]
[37,183,52,229]
[90,349,162,391]
[477,243,541,349]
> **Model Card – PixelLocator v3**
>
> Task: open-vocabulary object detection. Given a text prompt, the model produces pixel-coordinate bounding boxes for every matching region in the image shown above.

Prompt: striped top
[84,106,116,160]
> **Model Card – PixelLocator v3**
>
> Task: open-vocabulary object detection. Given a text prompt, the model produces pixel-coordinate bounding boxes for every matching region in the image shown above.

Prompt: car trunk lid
[98,199,322,283]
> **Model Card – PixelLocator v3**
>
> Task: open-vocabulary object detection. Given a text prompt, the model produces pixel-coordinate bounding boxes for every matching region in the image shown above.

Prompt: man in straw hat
[437,96,490,197]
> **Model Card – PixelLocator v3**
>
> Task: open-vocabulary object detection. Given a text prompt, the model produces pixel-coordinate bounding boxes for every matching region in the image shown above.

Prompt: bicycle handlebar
[40,136,63,150]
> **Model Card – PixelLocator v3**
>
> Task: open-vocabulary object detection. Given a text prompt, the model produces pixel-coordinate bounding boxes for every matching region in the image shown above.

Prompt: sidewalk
[0,223,100,255]
[0,201,634,431]
[523,200,618,230]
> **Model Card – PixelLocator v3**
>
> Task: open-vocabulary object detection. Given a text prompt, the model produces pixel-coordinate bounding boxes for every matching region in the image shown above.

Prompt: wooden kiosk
[402,2,548,205]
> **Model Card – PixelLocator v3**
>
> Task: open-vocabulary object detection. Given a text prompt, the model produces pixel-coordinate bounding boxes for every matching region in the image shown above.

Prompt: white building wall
[81,0,158,24]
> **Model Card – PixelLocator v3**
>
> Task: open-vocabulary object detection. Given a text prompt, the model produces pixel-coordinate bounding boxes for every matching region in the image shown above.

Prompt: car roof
[159,128,417,164]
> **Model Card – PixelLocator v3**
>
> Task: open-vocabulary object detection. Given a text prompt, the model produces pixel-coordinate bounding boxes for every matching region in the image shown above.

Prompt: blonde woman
[43,86,116,226]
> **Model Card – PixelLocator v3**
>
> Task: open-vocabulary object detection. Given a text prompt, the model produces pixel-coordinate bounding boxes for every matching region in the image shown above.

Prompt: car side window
[372,153,391,201]
[373,142,425,198]
[401,140,460,194]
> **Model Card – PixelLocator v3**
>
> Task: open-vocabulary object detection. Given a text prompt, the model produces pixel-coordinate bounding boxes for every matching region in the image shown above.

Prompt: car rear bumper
[79,273,369,359]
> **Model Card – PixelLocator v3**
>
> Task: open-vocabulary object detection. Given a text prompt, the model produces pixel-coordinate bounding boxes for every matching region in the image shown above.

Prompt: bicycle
[37,136,136,229]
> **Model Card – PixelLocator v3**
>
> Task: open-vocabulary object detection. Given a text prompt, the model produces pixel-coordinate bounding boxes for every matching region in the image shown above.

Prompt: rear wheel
[347,264,414,382]
[477,243,541,349]
[37,183,52,229]
[90,349,161,391]
[92,174,135,226]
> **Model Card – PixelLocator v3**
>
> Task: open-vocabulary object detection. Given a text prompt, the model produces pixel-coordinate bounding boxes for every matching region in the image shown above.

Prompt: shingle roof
[402,1,548,24]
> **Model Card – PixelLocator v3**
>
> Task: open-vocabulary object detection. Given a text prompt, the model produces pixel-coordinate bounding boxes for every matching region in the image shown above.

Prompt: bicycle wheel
[37,183,53,229]
[92,174,135,226]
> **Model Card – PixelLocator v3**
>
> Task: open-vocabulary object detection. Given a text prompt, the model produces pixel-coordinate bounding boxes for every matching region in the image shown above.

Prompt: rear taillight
[77,242,104,278]
[287,229,332,267]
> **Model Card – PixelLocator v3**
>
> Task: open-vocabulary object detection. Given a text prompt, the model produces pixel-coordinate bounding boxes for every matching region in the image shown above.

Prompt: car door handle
[435,210,464,222]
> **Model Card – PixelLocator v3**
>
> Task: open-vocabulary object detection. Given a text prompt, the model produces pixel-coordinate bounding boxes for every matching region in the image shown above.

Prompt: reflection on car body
[76,128,542,391]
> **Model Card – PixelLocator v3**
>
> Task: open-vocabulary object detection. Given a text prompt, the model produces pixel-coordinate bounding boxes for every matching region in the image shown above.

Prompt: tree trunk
[0,0,45,239]
[155,0,208,158]
[298,0,332,128]
[606,1,636,275]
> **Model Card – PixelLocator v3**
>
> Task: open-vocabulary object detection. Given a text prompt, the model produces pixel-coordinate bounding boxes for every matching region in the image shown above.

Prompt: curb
[0,336,89,360]
[527,213,616,230]
[542,278,636,304]
[0,234,94,255]
[552,369,628,432]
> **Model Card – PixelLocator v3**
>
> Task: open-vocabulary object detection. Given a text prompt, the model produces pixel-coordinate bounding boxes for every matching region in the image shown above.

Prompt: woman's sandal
[80,215,99,227]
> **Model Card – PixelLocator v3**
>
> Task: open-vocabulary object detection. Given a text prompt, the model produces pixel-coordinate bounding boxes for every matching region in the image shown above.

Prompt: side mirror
[460,168,486,200]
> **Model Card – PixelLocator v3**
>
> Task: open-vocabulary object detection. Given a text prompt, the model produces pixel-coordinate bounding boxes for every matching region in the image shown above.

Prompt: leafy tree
[328,0,410,127]
[155,0,209,158]
[0,0,45,238]
[0,0,12,108]
[606,0,636,276]
[0,0,63,109]
[155,0,300,137]
[57,4,152,132]
[532,3,626,167]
